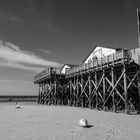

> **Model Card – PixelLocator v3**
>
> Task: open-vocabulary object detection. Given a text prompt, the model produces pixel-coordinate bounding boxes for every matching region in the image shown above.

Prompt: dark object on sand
[16,105,21,109]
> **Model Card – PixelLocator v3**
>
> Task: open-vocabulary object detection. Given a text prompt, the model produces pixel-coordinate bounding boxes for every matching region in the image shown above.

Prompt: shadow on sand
[84,125,93,128]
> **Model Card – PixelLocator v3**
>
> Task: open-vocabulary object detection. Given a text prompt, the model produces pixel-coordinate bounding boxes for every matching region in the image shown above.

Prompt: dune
[0,102,140,140]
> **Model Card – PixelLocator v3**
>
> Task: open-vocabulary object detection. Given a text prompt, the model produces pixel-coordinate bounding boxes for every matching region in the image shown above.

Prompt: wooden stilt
[49,81,52,105]
[40,84,42,104]
[74,76,76,106]
[103,70,106,110]
[41,83,43,104]
[54,80,57,106]
[124,65,129,114]
[81,75,84,108]
[38,84,40,103]
[76,76,79,107]
[137,70,140,114]
[70,79,72,106]
[89,73,92,108]
[112,67,116,112]
[95,72,98,109]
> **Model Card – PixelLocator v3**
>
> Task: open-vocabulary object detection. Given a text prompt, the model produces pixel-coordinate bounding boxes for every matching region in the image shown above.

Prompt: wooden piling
[123,65,129,114]
[34,49,140,114]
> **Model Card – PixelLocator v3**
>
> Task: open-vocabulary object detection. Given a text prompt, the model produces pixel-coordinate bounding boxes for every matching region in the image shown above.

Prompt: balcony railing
[34,67,61,82]
[66,49,129,76]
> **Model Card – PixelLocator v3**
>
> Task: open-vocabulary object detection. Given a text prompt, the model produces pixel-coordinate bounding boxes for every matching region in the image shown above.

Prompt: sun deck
[34,67,64,84]
[66,49,129,77]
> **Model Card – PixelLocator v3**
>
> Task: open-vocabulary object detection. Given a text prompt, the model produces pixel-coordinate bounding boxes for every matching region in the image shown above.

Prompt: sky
[0,0,139,96]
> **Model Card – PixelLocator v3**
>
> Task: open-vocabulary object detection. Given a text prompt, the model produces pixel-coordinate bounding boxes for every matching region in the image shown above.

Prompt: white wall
[61,65,70,74]
[130,48,140,65]
[84,46,116,64]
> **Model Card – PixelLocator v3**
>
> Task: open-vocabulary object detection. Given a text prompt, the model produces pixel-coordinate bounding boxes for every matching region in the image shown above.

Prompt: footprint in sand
[104,129,123,140]
[65,127,83,140]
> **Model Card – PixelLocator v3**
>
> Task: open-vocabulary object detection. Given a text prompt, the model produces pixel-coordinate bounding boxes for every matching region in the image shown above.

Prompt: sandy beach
[0,102,140,140]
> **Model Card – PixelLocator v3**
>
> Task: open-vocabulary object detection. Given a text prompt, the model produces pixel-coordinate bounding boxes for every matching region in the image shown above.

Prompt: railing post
[122,50,124,63]
[112,53,114,66]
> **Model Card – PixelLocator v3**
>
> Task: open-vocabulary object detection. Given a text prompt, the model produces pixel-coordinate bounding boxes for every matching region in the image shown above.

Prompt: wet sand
[0,102,140,140]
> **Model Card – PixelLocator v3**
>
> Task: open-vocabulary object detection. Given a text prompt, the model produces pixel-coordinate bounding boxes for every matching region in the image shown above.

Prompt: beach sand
[0,102,140,140]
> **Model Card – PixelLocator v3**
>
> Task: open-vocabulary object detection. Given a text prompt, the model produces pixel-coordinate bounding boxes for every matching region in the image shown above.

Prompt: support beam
[103,70,106,110]
[112,67,116,112]
[103,69,125,107]
[70,79,72,106]
[38,84,41,103]
[137,71,140,114]
[76,76,79,107]
[54,80,57,105]
[81,75,84,108]
[89,73,92,108]
[124,65,129,114]
[95,72,98,109]
[74,76,76,106]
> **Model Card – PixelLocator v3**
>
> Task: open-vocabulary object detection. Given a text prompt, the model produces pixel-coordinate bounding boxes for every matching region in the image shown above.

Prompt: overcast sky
[0,0,139,95]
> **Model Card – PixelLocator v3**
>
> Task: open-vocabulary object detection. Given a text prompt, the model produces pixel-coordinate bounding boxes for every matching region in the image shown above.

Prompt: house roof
[65,64,77,68]
[82,45,122,63]
[61,64,78,71]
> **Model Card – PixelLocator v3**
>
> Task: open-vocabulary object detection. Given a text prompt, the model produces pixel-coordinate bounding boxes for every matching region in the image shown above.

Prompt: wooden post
[46,83,48,105]
[48,82,51,105]
[42,83,44,104]
[103,70,106,110]
[50,79,52,105]
[43,83,45,104]
[137,70,140,114]
[124,65,129,114]
[40,83,43,104]
[54,80,57,106]
[136,9,140,113]
[54,68,57,105]
[95,72,98,109]
[74,76,76,106]
[81,74,84,108]
[112,67,116,112]
[70,78,72,106]
[89,73,92,108]
[76,76,79,107]
[42,83,45,104]
[44,82,46,104]
[38,84,41,103]
[138,83,140,113]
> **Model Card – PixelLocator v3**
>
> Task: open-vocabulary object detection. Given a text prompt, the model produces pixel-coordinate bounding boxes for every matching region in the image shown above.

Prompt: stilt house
[83,45,122,64]
[34,45,140,114]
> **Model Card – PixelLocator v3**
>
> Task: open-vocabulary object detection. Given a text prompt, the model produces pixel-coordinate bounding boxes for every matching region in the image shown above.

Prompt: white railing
[34,67,61,82]
[66,49,129,76]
